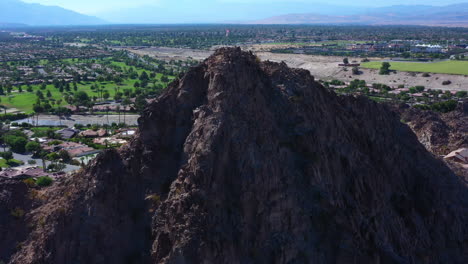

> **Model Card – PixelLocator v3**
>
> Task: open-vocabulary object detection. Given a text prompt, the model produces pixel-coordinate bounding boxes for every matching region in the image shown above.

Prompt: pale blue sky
[22,0,468,14]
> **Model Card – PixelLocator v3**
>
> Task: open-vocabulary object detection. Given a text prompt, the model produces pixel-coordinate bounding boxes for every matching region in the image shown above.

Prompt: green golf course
[361,60,468,75]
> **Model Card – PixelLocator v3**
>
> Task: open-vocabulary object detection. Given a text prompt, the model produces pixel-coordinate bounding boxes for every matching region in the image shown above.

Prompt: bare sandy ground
[125,46,468,91]
[122,47,212,61]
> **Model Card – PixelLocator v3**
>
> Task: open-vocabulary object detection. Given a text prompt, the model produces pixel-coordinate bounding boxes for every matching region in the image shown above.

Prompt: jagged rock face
[393,102,467,156]
[391,102,468,183]
[0,179,36,264]
[7,48,468,264]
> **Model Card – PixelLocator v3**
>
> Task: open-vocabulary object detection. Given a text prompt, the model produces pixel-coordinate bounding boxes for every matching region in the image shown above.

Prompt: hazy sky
[21,0,468,14]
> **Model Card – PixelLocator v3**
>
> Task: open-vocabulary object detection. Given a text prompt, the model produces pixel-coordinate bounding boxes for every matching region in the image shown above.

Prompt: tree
[103,91,110,100]
[58,150,71,163]
[116,105,121,123]
[122,98,131,125]
[352,66,360,75]
[73,91,90,110]
[0,151,13,160]
[139,71,149,81]
[0,98,3,117]
[135,95,147,112]
[415,86,425,92]
[114,92,122,101]
[106,106,110,125]
[36,176,53,187]
[343,58,349,65]
[5,136,27,153]
[0,136,6,151]
[455,91,467,98]
[26,141,41,153]
[36,90,44,99]
[33,103,44,126]
[379,62,391,75]
[129,72,138,79]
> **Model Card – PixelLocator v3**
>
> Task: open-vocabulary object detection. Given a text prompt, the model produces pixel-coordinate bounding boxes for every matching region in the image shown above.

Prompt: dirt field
[120,47,213,61]
[125,46,468,91]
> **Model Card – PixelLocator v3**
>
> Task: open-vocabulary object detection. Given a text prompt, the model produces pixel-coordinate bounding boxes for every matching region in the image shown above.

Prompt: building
[116,129,136,139]
[42,141,101,158]
[67,147,101,158]
[0,166,54,179]
[411,44,443,53]
[80,129,107,138]
[57,128,79,139]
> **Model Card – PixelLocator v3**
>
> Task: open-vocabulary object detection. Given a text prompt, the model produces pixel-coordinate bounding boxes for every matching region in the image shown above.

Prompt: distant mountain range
[253,3,468,26]
[96,1,365,24]
[97,1,468,27]
[0,1,467,27]
[0,0,105,26]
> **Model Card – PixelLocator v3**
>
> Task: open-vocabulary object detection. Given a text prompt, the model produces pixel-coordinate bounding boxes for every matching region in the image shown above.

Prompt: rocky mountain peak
[2,47,467,264]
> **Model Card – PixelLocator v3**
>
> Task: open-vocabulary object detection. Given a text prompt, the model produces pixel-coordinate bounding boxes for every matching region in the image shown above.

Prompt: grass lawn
[0,158,7,168]
[31,127,62,137]
[0,158,23,168]
[361,60,468,75]
[318,40,367,46]
[266,40,367,46]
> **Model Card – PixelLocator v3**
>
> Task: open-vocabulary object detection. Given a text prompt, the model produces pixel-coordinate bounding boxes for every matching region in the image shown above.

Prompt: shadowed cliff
[3,48,467,264]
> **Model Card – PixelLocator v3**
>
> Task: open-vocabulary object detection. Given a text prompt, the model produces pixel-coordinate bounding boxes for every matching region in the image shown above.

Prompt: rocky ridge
[2,48,467,264]
[393,102,467,156]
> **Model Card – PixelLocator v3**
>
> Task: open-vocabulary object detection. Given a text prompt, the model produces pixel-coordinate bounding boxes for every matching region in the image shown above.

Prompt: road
[17,114,140,127]
[2,146,80,173]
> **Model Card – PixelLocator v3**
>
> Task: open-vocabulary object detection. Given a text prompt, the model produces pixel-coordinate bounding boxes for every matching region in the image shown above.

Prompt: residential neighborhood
[0,121,137,182]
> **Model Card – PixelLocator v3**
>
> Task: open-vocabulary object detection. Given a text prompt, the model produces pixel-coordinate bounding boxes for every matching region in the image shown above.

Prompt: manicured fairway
[361,60,468,75]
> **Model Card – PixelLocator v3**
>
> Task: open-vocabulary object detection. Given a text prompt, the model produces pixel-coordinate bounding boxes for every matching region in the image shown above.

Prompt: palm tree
[0,137,6,152]
[116,105,121,124]
[122,98,131,126]
[41,158,47,172]
[106,106,110,126]
[0,97,6,116]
